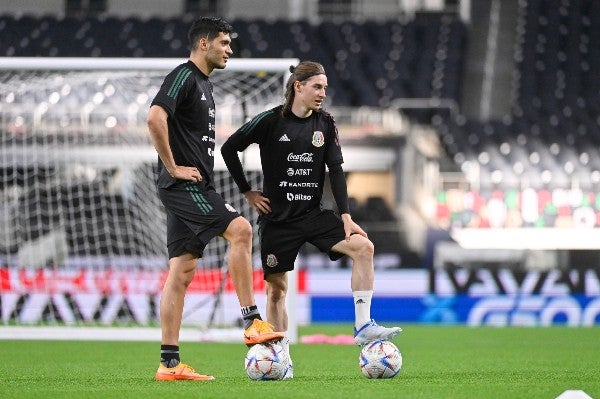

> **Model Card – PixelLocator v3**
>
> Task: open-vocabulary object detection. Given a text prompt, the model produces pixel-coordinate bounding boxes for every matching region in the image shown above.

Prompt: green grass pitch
[0,324,598,399]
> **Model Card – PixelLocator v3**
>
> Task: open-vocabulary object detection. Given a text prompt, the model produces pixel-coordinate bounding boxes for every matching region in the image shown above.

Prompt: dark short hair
[188,17,233,51]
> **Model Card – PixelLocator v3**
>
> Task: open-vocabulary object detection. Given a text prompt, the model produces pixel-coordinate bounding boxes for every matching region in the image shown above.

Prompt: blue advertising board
[308,268,600,326]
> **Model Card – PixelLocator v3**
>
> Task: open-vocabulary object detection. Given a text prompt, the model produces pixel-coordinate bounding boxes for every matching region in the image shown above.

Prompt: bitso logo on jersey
[312,131,324,147]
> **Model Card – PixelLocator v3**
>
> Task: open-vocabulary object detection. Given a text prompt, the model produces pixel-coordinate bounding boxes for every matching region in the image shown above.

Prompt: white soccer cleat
[283,359,293,379]
[354,319,402,346]
[281,337,293,379]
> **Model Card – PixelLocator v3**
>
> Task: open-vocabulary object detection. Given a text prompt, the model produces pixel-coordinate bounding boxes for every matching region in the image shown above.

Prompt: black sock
[160,345,180,368]
[241,305,261,329]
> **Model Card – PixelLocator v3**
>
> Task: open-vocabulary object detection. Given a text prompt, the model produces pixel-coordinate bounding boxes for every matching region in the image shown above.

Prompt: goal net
[0,57,296,339]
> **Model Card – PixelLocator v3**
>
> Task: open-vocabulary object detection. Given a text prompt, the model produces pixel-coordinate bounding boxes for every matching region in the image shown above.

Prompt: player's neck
[290,103,312,119]
[189,53,212,76]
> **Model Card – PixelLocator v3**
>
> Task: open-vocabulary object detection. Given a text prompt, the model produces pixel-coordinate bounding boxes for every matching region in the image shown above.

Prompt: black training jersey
[224,105,344,223]
[151,61,217,188]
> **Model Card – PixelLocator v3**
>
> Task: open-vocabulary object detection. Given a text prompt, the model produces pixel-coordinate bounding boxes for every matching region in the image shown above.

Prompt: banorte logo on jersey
[287,152,313,162]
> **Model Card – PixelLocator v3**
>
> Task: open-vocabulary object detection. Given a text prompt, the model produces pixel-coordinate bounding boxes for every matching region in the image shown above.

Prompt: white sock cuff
[353,290,373,298]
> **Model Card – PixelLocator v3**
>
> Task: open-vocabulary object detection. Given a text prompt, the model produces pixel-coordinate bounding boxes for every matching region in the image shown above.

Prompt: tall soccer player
[221,60,402,378]
[147,17,283,381]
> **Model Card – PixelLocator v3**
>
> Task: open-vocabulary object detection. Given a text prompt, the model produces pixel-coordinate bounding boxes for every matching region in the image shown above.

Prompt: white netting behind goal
[0,58,295,330]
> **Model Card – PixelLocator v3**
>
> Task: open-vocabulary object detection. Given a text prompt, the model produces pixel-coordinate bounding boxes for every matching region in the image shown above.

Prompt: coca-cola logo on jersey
[287,152,313,162]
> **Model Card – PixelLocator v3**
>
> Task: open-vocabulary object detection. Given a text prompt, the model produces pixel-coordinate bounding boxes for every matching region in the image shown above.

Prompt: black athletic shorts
[258,208,346,277]
[157,180,240,259]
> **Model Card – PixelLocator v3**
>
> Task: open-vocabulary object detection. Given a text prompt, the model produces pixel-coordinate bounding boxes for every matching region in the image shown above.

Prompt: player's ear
[198,36,209,51]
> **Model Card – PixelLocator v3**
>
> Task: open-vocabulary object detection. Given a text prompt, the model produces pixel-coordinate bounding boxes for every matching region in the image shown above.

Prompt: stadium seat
[0,13,466,111]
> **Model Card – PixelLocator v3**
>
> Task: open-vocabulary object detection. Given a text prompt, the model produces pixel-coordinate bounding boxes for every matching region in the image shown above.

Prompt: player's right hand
[171,165,203,182]
[244,190,271,214]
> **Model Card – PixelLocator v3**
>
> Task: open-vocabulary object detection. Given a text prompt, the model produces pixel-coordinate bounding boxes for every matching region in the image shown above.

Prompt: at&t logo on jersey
[287,168,312,176]
[287,152,313,162]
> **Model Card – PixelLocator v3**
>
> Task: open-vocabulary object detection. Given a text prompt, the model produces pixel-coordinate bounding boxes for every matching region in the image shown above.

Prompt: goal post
[0,57,299,342]
[0,56,297,71]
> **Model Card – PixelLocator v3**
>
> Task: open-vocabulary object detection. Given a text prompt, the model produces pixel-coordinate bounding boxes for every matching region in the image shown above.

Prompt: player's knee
[228,217,252,244]
[181,272,195,287]
[167,267,195,289]
[168,255,198,287]
[354,238,375,262]
[237,220,253,243]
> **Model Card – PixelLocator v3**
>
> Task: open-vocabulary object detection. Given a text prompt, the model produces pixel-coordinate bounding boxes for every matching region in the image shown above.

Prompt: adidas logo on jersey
[201,93,206,101]
[279,134,290,142]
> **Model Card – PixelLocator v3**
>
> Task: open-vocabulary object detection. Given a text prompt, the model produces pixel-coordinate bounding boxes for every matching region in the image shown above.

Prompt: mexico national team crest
[266,254,278,268]
[312,131,324,147]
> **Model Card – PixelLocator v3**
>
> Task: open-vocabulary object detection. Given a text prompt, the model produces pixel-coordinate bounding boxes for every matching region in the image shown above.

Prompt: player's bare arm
[147,105,203,182]
[243,190,271,214]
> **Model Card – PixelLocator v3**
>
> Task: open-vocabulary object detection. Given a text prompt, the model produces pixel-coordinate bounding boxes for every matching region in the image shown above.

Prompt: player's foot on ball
[354,319,402,346]
[155,363,215,381]
[244,319,285,346]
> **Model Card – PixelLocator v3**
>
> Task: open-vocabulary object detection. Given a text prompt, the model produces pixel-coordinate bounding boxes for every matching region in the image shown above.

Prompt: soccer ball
[359,340,402,379]
[244,342,290,380]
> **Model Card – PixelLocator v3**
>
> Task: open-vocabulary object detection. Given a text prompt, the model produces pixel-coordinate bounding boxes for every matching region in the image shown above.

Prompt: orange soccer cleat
[155,362,215,381]
[243,319,285,346]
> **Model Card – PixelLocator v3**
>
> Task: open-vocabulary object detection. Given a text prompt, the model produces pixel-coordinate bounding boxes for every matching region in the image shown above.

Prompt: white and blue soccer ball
[244,342,290,380]
[359,340,402,379]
